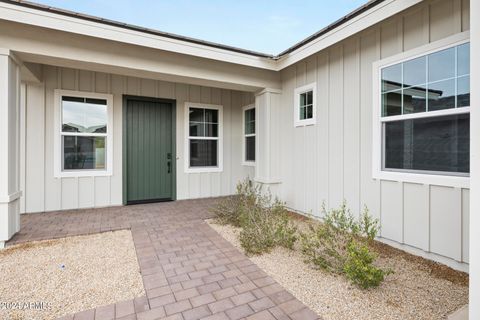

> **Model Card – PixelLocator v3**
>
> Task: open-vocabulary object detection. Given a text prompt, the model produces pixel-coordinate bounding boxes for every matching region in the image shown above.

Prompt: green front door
[124,96,175,204]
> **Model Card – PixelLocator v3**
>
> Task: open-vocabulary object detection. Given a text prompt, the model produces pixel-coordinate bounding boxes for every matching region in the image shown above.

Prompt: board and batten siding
[279,0,470,266]
[19,66,254,214]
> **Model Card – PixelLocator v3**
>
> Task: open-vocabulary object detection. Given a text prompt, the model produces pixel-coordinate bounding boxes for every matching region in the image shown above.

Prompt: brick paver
[7,198,321,320]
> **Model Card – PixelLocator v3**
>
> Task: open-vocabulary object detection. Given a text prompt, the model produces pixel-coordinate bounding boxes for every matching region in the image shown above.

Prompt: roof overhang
[0,0,423,72]
[0,0,278,70]
[275,0,423,69]
[0,17,281,91]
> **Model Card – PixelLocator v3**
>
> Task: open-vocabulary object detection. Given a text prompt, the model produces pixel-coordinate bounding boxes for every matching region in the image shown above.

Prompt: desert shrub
[344,240,391,289]
[211,195,243,227]
[300,201,390,288]
[211,179,260,227]
[212,178,297,255]
[239,198,297,255]
[358,206,380,241]
[272,208,298,250]
[300,216,348,273]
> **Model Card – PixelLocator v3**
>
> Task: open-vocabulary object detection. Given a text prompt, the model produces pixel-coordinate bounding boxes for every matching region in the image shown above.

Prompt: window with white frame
[243,105,255,164]
[185,103,223,172]
[379,41,470,176]
[294,83,316,126]
[54,90,113,177]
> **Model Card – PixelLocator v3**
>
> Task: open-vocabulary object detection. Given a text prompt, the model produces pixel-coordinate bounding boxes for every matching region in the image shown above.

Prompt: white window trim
[53,89,114,178]
[184,102,223,173]
[294,82,317,127]
[242,104,256,166]
[372,31,470,188]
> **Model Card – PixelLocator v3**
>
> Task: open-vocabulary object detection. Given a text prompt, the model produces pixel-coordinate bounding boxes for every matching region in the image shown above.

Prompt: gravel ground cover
[207,220,468,320]
[0,230,144,320]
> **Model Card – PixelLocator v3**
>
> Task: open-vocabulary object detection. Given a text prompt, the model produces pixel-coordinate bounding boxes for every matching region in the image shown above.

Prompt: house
[0,0,478,316]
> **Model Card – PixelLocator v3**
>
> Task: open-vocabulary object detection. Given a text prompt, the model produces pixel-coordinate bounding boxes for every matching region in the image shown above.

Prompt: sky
[32,0,368,54]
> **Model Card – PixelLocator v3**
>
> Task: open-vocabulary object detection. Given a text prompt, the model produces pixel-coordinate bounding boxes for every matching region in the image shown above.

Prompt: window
[373,36,470,186]
[243,105,255,165]
[54,90,113,177]
[185,103,223,172]
[294,83,316,126]
[384,114,469,174]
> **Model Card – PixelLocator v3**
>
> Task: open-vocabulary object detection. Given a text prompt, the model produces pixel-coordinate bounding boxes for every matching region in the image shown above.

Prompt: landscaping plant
[211,179,261,227]
[239,197,297,255]
[343,240,391,289]
[212,178,297,255]
[213,185,390,288]
[300,201,391,288]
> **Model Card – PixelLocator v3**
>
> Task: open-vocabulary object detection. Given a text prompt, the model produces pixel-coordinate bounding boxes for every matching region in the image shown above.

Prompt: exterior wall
[279,0,470,268]
[20,65,254,213]
[469,0,479,315]
[0,51,21,244]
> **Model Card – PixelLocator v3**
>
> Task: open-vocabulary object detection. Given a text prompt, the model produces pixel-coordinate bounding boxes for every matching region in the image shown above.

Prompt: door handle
[167,153,172,173]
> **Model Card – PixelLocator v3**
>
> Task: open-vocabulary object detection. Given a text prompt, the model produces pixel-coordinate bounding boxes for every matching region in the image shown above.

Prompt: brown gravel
[207,220,469,320]
[0,230,144,320]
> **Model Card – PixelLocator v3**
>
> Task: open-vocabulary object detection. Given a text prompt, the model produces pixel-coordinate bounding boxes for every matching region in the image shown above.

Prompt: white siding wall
[20,66,254,213]
[279,0,470,266]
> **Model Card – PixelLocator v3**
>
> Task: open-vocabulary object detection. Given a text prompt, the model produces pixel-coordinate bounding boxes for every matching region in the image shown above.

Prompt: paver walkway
[7,198,320,320]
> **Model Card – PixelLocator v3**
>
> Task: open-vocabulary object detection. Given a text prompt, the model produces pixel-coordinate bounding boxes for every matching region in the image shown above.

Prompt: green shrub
[212,178,297,255]
[323,201,360,236]
[300,201,390,288]
[344,240,391,289]
[358,206,380,241]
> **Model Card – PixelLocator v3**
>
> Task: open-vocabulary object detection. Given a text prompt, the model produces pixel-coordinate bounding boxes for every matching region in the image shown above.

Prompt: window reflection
[245,108,255,135]
[428,47,455,82]
[189,140,218,167]
[299,91,313,120]
[403,86,426,114]
[188,107,219,168]
[381,43,470,116]
[62,97,107,133]
[403,56,426,87]
[188,108,219,138]
[428,79,456,111]
[63,136,106,170]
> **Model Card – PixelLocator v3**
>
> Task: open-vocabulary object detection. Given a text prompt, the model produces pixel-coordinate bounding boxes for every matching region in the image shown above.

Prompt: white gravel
[207,220,468,320]
[0,230,144,320]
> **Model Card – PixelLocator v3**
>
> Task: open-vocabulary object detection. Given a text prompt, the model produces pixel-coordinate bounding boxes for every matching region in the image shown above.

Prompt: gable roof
[3,0,384,60]
[0,0,421,70]
[1,0,274,58]
[278,0,385,56]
